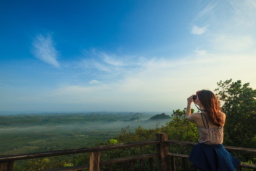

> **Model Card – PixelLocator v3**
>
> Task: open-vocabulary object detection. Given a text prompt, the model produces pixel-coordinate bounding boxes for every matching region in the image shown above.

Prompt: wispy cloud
[228,0,256,28]
[44,51,256,112]
[211,35,254,52]
[195,49,207,55]
[93,61,112,72]
[89,80,102,84]
[79,50,143,75]
[195,2,217,21]
[32,34,60,68]
[191,1,256,53]
[101,53,124,67]
[191,25,208,35]
[2,47,256,112]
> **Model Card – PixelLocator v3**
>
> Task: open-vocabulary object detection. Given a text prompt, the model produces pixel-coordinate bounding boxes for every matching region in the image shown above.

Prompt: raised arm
[186,95,198,121]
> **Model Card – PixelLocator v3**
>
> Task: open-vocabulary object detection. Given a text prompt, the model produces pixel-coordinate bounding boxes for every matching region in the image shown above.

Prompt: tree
[158,108,198,142]
[215,79,256,148]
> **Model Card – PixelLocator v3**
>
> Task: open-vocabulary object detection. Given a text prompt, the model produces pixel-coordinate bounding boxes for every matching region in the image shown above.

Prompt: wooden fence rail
[0,133,256,171]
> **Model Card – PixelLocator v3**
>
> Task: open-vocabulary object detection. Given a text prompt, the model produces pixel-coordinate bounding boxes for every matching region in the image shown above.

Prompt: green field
[0,112,169,156]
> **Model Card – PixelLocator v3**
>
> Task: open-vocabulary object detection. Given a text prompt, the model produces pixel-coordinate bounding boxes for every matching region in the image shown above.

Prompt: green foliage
[108,139,118,144]
[14,154,89,171]
[166,108,198,142]
[63,162,74,167]
[215,79,256,148]
[15,157,52,171]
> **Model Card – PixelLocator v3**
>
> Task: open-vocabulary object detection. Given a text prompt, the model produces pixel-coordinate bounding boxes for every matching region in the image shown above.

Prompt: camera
[192,95,197,100]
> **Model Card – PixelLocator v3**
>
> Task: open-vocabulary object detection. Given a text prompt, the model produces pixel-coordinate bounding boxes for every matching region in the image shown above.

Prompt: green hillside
[149,113,171,120]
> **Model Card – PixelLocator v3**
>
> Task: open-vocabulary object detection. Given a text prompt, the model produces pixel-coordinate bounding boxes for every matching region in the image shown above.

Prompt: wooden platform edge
[240,163,256,169]
[168,153,189,158]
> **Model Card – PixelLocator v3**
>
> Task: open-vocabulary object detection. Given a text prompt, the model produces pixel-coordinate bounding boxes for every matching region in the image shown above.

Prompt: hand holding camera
[187,95,194,105]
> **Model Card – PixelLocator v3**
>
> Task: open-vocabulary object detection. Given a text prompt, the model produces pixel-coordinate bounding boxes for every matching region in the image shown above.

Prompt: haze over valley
[0,112,171,155]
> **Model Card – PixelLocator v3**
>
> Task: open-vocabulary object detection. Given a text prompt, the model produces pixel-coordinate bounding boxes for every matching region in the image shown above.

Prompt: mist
[0,119,170,134]
[0,112,172,155]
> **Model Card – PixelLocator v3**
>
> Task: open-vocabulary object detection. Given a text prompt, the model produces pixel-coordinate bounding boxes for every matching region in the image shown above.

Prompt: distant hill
[149,113,171,120]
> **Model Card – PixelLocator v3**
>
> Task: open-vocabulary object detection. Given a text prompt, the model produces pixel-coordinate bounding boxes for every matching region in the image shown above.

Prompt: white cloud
[36,51,256,112]
[195,2,217,21]
[191,1,256,53]
[211,35,254,52]
[2,49,256,112]
[79,50,145,75]
[101,53,124,67]
[216,0,256,32]
[195,49,207,55]
[89,80,102,84]
[79,59,112,72]
[191,25,208,35]
[32,34,60,68]
[93,61,112,72]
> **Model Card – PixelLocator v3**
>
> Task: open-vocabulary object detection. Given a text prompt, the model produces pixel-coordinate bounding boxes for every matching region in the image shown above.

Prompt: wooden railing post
[0,161,14,171]
[89,151,100,171]
[156,133,169,171]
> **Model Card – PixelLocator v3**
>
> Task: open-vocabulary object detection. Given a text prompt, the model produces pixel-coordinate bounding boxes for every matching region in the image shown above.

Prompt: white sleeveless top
[197,113,224,144]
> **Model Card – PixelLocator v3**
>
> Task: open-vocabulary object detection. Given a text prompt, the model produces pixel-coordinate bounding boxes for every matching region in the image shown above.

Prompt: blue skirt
[189,143,240,171]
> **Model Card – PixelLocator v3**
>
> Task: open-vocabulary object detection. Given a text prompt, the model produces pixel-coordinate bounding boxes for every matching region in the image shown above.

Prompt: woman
[186,90,240,171]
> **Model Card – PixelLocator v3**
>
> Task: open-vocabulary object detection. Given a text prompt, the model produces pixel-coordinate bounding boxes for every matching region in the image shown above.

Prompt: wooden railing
[0,133,256,171]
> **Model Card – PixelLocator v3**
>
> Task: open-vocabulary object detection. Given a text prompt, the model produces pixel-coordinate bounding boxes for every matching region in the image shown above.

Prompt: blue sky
[1,0,256,113]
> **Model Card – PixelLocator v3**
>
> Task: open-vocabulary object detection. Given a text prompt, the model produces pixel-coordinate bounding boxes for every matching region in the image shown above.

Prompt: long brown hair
[197,90,225,127]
